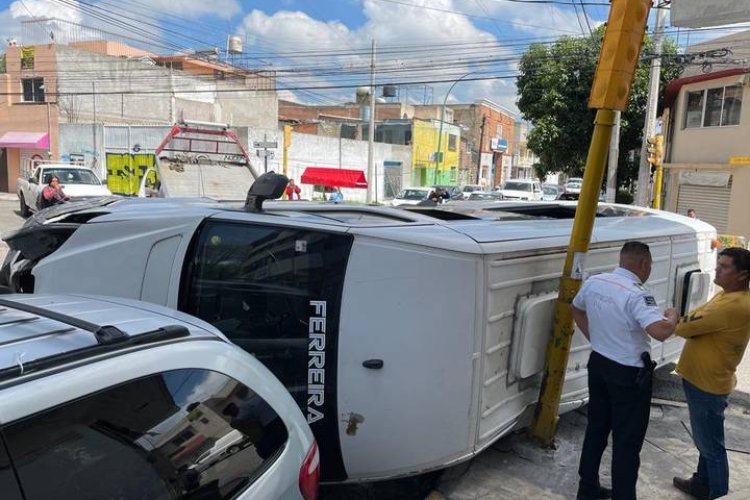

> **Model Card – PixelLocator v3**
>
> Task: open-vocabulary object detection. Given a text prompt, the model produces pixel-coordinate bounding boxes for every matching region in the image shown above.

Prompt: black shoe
[673,476,709,500]
[576,485,612,500]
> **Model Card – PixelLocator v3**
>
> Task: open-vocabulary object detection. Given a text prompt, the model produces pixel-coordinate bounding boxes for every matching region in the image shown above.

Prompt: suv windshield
[398,189,428,200]
[502,181,532,192]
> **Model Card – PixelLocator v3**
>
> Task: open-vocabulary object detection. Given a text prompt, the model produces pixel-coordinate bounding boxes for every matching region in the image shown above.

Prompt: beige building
[0,40,276,192]
[662,67,750,238]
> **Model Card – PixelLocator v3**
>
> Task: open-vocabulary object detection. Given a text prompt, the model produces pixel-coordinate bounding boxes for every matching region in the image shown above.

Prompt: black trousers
[578,351,652,500]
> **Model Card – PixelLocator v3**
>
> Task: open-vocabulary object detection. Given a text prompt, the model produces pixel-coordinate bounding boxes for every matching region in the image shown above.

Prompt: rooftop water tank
[228,35,243,54]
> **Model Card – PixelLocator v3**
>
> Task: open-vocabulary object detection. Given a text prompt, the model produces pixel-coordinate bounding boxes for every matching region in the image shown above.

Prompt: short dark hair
[621,241,651,258]
[719,247,750,275]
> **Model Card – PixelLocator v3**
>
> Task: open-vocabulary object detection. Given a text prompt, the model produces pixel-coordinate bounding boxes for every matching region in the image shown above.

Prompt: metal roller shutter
[676,179,731,233]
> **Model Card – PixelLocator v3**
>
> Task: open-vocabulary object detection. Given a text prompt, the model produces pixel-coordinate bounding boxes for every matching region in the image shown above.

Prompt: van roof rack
[0,297,190,383]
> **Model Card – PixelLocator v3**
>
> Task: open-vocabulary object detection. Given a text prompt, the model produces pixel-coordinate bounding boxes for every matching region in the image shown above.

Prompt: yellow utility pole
[531,0,652,446]
[648,134,664,209]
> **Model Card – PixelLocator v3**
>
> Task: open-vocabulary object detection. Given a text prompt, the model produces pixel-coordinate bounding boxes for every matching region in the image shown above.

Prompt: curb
[0,193,18,202]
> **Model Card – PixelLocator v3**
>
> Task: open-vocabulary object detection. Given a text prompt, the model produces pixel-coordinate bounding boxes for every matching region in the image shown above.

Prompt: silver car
[0,294,319,500]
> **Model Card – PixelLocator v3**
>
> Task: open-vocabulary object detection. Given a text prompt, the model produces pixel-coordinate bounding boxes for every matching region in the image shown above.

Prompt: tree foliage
[517,27,682,188]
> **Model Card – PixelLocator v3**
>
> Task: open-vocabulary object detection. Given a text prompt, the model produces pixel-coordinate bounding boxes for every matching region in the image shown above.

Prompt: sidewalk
[433,367,750,499]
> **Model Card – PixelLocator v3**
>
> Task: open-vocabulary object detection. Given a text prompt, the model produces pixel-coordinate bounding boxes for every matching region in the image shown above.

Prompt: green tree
[517,27,682,188]
[0,53,5,73]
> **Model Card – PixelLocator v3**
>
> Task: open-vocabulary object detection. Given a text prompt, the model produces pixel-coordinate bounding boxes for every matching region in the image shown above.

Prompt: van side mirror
[244,171,289,212]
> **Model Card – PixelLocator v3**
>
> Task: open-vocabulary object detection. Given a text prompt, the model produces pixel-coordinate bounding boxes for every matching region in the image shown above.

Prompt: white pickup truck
[16,163,112,216]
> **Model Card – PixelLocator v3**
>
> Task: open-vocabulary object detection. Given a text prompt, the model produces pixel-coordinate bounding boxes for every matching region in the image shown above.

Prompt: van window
[3,369,287,500]
[180,221,351,480]
[180,221,352,411]
[0,441,23,500]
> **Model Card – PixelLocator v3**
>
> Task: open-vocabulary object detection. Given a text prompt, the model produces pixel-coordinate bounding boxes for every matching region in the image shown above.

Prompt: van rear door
[179,219,353,482]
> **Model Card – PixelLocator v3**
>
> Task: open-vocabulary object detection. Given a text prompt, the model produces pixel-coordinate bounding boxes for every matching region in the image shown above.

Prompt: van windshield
[503,181,532,191]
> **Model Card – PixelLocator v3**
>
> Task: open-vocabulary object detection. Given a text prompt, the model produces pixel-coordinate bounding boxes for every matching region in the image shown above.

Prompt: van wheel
[19,193,30,217]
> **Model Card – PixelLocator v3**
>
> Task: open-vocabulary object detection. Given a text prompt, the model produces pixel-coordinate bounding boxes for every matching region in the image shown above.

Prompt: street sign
[257,150,275,159]
[729,156,750,165]
[253,141,278,149]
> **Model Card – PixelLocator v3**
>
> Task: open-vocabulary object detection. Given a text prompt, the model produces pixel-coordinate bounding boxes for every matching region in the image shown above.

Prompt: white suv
[0,294,319,500]
[497,179,543,200]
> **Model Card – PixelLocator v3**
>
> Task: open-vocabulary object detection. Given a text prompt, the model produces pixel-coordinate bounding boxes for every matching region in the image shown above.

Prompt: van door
[179,220,353,482]
[336,239,479,479]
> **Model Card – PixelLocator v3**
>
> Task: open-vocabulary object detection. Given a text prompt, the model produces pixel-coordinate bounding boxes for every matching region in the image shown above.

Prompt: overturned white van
[0,198,716,482]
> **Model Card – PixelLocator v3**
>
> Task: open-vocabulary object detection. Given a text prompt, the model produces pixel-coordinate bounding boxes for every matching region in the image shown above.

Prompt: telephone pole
[366,39,376,204]
[476,115,487,184]
[635,1,668,206]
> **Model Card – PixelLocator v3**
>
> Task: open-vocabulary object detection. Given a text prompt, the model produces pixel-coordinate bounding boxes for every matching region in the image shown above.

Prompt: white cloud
[145,0,241,20]
[9,0,82,23]
[240,0,521,112]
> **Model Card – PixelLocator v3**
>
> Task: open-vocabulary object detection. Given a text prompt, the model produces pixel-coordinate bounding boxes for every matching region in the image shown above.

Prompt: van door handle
[362,359,384,369]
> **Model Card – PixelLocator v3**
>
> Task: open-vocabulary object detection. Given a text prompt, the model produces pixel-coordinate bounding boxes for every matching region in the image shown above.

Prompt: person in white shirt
[572,241,678,500]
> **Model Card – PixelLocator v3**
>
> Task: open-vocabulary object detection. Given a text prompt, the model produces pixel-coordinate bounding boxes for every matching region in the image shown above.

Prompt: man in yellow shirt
[673,247,750,500]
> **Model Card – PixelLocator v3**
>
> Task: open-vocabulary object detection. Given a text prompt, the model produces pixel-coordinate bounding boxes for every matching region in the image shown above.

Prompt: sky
[0,0,748,115]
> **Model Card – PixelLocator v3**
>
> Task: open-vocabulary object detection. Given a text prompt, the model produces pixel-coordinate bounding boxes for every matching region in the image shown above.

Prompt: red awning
[0,131,49,149]
[300,167,368,189]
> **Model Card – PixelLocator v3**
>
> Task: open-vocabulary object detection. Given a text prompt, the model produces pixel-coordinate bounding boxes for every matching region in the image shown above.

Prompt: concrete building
[661,67,750,238]
[0,40,277,192]
[450,100,516,188]
[57,122,411,204]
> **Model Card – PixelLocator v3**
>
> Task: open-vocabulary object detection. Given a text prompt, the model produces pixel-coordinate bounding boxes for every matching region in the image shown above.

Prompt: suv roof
[0,294,222,383]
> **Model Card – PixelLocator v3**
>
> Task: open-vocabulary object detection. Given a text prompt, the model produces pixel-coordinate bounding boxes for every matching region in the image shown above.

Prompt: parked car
[497,179,543,200]
[467,191,504,201]
[460,184,483,199]
[391,187,432,206]
[542,184,564,201]
[0,173,716,483]
[17,163,112,217]
[564,177,583,196]
[191,429,249,473]
[432,185,463,200]
[0,294,319,500]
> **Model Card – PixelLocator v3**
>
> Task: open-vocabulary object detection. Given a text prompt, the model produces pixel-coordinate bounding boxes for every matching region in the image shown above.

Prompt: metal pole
[635,2,667,206]
[606,111,620,203]
[92,81,97,170]
[531,0,652,445]
[366,39,376,204]
[652,163,664,209]
[263,133,268,173]
[531,109,617,443]
[283,125,291,199]
[476,115,486,184]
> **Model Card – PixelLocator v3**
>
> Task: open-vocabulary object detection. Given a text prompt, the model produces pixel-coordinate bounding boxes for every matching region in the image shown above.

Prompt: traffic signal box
[646,134,664,166]
[589,0,652,110]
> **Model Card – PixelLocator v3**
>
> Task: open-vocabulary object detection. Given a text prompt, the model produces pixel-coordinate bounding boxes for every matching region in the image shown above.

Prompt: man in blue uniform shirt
[573,241,678,500]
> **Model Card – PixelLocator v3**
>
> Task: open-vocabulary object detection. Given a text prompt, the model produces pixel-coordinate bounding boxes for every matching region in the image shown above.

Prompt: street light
[433,72,474,185]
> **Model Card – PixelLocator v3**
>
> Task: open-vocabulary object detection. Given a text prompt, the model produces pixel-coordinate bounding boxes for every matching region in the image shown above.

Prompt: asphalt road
[0,197,25,263]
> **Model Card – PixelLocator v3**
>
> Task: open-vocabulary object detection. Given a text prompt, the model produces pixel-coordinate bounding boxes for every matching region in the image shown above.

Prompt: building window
[448,134,457,151]
[22,78,44,103]
[684,84,742,128]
